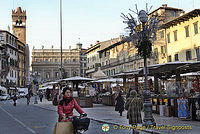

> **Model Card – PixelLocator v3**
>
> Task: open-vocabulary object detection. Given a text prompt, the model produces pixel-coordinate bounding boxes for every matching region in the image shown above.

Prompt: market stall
[0,85,7,95]
[62,76,94,108]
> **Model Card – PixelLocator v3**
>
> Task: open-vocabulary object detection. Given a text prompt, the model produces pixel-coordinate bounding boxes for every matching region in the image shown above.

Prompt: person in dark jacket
[26,93,31,105]
[13,94,17,106]
[126,88,133,99]
[39,92,43,102]
[115,91,125,116]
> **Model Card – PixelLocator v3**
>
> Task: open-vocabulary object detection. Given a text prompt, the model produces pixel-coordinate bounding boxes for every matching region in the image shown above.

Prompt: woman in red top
[58,87,86,122]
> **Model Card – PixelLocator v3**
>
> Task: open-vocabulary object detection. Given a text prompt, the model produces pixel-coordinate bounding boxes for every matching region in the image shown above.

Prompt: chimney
[162,4,167,7]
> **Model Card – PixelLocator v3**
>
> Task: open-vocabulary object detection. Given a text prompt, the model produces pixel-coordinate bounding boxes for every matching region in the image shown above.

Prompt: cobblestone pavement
[34,98,200,134]
[0,98,145,134]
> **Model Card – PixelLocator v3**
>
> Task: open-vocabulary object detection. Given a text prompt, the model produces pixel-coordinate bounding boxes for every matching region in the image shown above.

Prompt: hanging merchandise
[177,98,189,119]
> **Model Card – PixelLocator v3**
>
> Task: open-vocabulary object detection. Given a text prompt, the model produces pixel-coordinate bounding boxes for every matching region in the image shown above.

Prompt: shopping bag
[53,122,74,134]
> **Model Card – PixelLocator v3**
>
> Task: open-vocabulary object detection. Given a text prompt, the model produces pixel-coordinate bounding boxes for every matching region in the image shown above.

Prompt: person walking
[39,92,43,102]
[26,93,31,105]
[126,88,133,99]
[125,90,143,133]
[13,94,17,106]
[115,91,125,116]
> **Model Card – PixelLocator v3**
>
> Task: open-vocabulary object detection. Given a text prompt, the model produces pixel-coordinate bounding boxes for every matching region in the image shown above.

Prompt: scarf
[59,95,73,106]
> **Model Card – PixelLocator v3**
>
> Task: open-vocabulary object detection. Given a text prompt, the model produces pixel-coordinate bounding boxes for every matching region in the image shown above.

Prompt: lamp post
[138,10,156,127]
[60,0,63,95]
[121,6,159,126]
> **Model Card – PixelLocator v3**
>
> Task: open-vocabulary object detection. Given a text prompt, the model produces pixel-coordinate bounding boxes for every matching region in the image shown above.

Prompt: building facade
[0,34,9,85]
[163,9,200,63]
[17,40,27,87]
[85,41,101,77]
[12,6,29,86]
[86,5,200,78]
[31,44,87,83]
[0,6,29,87]
[76,43,87,77]
[0,30,18,86]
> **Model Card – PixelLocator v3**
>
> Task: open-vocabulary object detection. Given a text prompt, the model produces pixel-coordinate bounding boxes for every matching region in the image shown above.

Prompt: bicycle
[62,114,90,134]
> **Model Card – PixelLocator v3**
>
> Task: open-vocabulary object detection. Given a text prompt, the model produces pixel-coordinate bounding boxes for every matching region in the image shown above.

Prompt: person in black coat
[13,94,17,106]
[115,91,125,116]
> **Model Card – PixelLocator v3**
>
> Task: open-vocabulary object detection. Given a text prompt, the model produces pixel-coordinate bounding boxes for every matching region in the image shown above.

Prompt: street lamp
[138,10,156,127]
[121,5,160,126]
[60,0,63,95]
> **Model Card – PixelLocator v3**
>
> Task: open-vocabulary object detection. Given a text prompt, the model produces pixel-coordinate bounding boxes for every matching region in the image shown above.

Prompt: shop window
[186,50,192,61]
[167,33,170,43]
[195,47,200,61]
[168,55,172,62]
[175,54,179,61]
[160,31,164,38]
[185,25,189,37]
[174,30,177,41]
[194,22,198,35]
[161,46,165,54]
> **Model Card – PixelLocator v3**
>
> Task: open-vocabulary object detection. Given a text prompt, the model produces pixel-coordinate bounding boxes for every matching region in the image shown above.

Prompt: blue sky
[0,0,199,50]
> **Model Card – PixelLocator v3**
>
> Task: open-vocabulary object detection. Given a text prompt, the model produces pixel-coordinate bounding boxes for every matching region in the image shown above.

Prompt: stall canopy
[10,87,16,90]
[95,78,123,83]
[62,76,94,90]
[39,85,53,90]
[0,86,7,92]
[63,76,94,82]
[92,68,107,79]
[17,88,28,95]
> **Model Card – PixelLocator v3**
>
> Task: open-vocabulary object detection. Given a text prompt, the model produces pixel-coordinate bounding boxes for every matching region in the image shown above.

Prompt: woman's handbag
[53,122,74,134]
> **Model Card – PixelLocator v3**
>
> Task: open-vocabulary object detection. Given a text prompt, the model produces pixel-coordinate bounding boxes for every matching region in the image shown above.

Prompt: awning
[39,85,53,90]
[0,86,7,92]
[10,87,16,90]
[63,76,94,82]
[95,78,123,83]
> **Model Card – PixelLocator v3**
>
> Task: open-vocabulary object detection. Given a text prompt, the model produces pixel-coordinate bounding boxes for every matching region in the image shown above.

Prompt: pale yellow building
[150,4,184,64]
[17,40,26,87]
[85,42,101,77]
[163,9,200,62]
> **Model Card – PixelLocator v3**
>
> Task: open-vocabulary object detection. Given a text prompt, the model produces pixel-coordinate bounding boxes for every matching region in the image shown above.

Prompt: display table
[102,95,115,106]
[76,97,93,108]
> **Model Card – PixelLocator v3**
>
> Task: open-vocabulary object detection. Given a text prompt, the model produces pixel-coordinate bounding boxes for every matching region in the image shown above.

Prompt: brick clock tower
[12,7,26,44]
